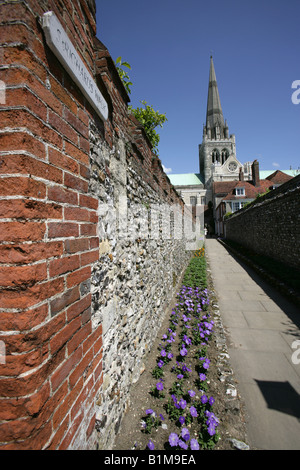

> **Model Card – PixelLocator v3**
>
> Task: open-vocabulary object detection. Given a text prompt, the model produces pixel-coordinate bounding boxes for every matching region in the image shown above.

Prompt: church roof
[169,170,295,188]
[169,173,204,186]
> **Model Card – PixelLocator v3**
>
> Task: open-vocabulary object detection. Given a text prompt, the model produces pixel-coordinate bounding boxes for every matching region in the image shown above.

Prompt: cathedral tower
[199,56,240,188]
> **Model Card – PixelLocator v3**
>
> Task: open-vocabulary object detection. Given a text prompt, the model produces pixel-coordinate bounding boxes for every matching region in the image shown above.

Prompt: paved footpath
[205,238,300,450]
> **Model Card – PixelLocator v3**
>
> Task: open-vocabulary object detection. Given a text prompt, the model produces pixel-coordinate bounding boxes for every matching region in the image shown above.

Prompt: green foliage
[182,254,207,289]
[197,429,220,449]
[142,413,161,434]
[165,397,181,421]
[115,57,167,156]
[115,56,133,95]
[152,365,164,379]
[169,379,184,398]
[129,100,167,156]
[224,211,232,220]
[255,188,271,199]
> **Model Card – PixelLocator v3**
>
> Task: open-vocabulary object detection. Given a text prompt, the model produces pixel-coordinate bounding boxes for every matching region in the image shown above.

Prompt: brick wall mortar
[0,0,193,450]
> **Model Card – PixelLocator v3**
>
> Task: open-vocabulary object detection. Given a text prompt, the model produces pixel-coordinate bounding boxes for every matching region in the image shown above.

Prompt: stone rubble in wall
[89,122,191,449]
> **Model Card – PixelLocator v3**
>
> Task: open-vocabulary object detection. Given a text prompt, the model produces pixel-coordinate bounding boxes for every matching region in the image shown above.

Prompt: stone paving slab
[235,380,300,450]
[205,238,300,450]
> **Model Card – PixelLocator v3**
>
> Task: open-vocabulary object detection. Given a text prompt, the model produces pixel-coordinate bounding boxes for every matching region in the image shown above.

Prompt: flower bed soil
[112,253,250,451]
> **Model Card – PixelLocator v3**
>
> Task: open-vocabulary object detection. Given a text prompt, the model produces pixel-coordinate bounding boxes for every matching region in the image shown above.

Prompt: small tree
[129,100,167,156]
[115,58,167,156]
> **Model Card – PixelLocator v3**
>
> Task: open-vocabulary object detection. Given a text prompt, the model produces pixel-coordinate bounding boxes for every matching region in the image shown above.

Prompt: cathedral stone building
[199,56,247,190]
[169,56,296,235]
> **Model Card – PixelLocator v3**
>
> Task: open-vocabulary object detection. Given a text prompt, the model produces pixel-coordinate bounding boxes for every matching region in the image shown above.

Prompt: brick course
[0,0,190,450]
[0,0,102,450]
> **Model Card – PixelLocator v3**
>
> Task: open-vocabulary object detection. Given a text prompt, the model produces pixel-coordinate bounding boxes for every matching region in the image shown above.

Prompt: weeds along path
[112,247,249,451]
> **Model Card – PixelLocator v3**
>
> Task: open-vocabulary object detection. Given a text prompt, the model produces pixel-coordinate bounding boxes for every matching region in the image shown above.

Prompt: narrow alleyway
[205,239,300,450]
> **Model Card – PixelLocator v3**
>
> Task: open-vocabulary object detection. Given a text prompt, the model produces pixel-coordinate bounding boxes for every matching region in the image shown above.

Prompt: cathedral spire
[199,56,237,186]
[205,56,225,138]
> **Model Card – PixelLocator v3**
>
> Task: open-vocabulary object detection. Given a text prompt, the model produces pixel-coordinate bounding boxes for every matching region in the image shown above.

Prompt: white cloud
[162,165,172,174]
[272,162,280,168]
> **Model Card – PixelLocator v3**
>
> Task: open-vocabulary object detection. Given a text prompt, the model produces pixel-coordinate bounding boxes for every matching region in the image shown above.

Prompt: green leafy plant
[115,56,133,95]
[142,411,161,434]
[115,57,167,156]
[182,255,207,289]
[152,365,164,379]
[129,100,167,156]
[165,398,181,422]
[169,379,184,397]
[224,211,233,220]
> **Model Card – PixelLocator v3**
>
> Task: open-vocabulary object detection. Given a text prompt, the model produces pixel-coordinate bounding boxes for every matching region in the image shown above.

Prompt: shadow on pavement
[219,241,300,334]
[255,379,300,420]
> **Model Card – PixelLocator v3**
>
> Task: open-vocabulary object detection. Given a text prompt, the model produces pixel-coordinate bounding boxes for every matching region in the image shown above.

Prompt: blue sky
[95,0,299,175]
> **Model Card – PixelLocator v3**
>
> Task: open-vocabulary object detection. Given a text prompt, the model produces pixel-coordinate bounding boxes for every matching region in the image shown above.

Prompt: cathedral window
[212,149,220,163]
[221,148,229,164]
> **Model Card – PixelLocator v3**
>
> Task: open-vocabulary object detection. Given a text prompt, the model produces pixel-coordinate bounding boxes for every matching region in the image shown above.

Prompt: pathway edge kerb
[217,238,300,308]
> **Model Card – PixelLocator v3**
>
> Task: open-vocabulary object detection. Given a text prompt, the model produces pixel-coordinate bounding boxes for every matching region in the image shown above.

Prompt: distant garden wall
[225,174,300,270]
[0,0,194,450]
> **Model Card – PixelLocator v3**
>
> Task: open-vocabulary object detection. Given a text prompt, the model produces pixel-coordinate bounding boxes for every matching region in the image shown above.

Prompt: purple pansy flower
[190,438,200,450]
[156,381,163,391]
[168,433,179,447]
[179,416,185,425]
[179,398,187,409]
[207,423,216,436]
[201,394,208,404]
[181,428,190,441]
[147,439,155,450]
[178,439,188,449]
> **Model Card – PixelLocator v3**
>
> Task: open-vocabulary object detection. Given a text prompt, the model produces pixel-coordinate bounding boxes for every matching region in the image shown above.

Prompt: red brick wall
[0,0,102,450]
[0,0,188,450]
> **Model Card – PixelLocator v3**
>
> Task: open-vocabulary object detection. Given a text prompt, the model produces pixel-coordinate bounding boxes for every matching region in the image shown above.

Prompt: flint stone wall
[89,121,192,449]
[225,174,300,270]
